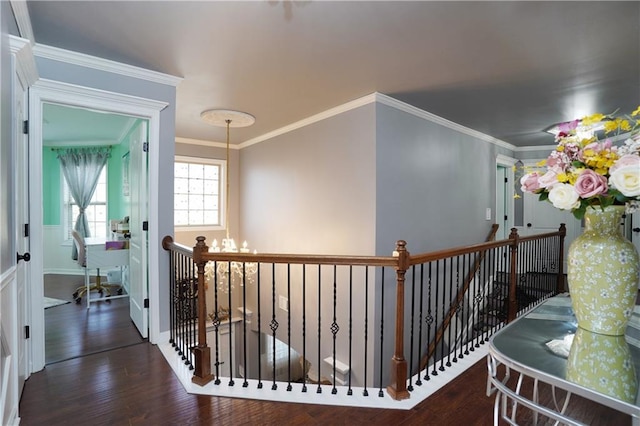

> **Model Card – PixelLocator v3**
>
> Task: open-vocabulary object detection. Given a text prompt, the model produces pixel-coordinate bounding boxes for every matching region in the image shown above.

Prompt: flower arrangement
[520,107,640,219]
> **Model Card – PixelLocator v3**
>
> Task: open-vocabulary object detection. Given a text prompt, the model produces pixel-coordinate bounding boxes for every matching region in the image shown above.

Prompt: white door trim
[29,79,167,372]
[496,154,517,240]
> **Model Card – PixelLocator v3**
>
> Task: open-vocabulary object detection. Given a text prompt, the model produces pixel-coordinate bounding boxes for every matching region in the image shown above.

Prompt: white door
[129,120,149,338]
[496,166,508,240]
[14,74,30,394]
[521,190,581,272]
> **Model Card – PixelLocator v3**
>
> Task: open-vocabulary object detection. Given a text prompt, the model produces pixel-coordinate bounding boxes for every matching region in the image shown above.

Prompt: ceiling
[23,1,640,148]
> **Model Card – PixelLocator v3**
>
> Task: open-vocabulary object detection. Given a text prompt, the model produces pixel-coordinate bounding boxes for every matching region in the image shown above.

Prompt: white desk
[84,237,129,308]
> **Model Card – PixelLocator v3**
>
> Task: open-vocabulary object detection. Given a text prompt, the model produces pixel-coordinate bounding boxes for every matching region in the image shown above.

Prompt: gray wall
[239,104,376,384]
[374,102,513,384]
[0,2,12,274]
[241,104,377,255]
[35,57,176,332]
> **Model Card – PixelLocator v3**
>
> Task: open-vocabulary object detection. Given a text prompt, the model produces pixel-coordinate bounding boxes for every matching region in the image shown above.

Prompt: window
[64,166,108,239]
[174,156,224,230]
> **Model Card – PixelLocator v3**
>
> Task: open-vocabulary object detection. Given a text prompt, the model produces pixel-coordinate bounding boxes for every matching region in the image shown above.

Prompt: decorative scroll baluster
[331,265,339,395]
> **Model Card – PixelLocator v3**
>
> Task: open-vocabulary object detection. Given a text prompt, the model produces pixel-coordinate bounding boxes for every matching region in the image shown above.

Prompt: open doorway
[40,103,146,364]
[27,80,167,373]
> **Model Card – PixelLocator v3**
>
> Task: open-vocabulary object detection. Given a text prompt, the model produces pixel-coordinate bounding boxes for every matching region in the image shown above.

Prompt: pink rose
[574,169,608,198]
[610,154,640,174]
[520,172,541,193]
[537,168,561,188]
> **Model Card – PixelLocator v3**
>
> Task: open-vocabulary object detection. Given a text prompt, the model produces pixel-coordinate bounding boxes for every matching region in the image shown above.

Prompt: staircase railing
[162,224,566,402]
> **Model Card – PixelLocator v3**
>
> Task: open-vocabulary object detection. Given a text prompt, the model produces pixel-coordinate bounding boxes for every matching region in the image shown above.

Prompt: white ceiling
[23,1,640,148]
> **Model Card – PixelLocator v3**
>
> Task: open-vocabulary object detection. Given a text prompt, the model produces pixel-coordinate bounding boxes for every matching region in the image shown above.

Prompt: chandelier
[200,109,257,293]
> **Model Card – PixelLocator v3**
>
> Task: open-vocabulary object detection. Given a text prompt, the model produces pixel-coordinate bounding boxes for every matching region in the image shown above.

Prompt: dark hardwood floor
[22,282,630,425]
[44,274,144,364]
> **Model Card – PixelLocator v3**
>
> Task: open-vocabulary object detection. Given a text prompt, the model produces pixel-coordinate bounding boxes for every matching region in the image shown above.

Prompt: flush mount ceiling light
[200,109,257,293]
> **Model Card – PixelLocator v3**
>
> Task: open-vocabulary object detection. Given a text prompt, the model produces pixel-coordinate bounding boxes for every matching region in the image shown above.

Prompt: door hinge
[23,120,28,134]
[24,325,30,339]
[504,177,508,183]
[24,223,29,237]
[142,221,148,231]
[143,142,149,153]
[504,215,508,221]
[144,298,149,308]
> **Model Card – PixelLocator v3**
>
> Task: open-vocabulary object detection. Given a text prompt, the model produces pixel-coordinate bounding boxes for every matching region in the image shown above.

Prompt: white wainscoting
[0,268,19,425]
[44,225,83,275]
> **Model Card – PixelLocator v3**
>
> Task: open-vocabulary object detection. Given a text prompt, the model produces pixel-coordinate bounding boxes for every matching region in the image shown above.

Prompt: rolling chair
[71,230,122,305]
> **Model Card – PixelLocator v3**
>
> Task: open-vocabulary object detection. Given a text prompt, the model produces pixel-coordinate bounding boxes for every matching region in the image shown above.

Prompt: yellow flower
[581,113,606,126]
[604,118,631,133]
[632,106,640,117]
[536,159,547,167]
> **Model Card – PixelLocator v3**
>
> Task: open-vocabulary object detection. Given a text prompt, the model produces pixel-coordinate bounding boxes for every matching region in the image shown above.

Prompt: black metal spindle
[363,266,369,397]
[227,261,234,387]
[242,262,248,388]
[415,263,424,386]
[408,265,416,392]
[257,264,263,389]
[331,264,338,395]
[432,260,440,376]
[425,262,433,380]
[213,261,221,384]
[317,265,322,394]
[287,264,292,392]
[347,265,353,396]
[446,258,454,367]
[378,267,385,397]
[302,265,307,393]
[270,263,278,390]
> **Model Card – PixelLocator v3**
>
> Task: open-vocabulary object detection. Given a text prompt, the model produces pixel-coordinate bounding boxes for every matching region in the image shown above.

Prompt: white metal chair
[71,230,121,305]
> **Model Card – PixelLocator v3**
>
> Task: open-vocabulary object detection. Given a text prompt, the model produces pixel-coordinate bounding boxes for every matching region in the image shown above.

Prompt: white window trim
[174,155,226,232]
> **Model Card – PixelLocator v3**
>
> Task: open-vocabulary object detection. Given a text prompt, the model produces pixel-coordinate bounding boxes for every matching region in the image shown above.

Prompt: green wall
[42,143,130,226]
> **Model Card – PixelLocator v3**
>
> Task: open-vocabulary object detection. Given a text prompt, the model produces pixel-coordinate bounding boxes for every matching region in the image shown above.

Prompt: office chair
[71,230,122,305]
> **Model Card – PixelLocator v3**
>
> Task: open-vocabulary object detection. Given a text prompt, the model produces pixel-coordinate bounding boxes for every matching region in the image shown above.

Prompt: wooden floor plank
[20,280,633,425]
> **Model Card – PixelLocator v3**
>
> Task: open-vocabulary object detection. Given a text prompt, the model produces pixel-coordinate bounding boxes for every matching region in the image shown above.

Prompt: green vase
[567,205,639,336]
[566,327,638,403]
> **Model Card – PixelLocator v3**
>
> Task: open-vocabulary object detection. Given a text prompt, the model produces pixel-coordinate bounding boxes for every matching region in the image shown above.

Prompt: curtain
[56,147,111,260]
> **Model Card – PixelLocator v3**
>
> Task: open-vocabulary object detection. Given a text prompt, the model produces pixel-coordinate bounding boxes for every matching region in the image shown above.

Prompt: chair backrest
[71,230,86,267]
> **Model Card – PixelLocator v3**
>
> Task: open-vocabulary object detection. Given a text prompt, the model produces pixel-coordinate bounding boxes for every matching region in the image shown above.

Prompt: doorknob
[633,227,640,233]
[17,252,31,263]
[527,223,532,228]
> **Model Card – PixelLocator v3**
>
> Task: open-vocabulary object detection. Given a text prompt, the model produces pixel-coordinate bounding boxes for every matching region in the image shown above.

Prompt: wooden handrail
[162,224,565,400]
[419,224,499,371]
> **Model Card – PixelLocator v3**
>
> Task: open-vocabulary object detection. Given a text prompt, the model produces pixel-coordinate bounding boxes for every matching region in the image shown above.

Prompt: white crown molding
[239,92,518,151]
[239,94,377,149]
[496,154,517,166]
[176,136,241,150]
[9,0,35,44]
[33,44,183,87]
[374,93,517,151]
[8,35,39,86]
[514,144,557,153]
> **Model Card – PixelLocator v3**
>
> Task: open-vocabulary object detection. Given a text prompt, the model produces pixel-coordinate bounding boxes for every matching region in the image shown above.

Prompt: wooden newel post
[387,240,410,400]
[507,228,519,323]
[191,236,213,386]
[557,223,567,293]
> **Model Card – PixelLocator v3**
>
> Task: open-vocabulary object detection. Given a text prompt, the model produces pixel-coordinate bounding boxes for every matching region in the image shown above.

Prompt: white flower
[609,164,640,197]
[548,183,580,210]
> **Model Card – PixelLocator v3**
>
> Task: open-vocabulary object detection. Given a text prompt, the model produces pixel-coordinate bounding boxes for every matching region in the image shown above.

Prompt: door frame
[496,154,517,241]
[28,79,167,372]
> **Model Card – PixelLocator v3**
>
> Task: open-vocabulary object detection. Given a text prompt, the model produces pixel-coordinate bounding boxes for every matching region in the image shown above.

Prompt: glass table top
[490,294,640,406]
